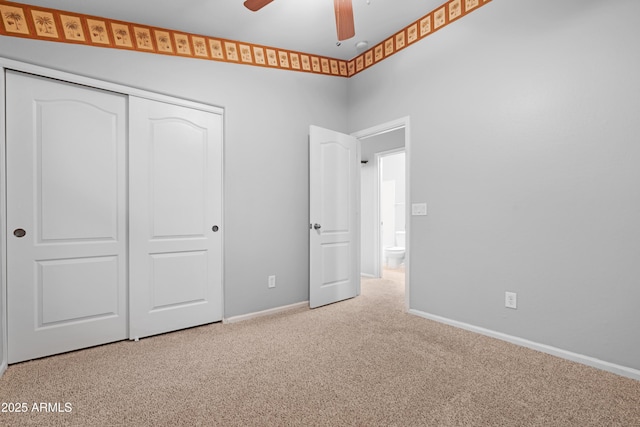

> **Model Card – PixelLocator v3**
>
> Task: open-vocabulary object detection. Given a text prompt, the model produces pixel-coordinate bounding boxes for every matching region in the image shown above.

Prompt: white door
[309,125,360,308]
[129,97,223,339]
[6,70,128,363]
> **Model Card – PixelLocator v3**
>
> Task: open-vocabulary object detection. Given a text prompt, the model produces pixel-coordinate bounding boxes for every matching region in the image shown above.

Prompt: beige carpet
[1,270,639,426]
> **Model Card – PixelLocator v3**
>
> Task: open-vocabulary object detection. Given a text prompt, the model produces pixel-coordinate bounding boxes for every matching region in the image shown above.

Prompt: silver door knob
[313,223,321,230]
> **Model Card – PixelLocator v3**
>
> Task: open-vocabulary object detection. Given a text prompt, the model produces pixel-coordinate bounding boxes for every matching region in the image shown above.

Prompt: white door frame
[0,57,225,375]
[352,117,410,311]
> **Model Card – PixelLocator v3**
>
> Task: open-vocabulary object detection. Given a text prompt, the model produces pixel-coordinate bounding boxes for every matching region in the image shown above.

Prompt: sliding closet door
[129,97,223,340]
[6,70,128,363]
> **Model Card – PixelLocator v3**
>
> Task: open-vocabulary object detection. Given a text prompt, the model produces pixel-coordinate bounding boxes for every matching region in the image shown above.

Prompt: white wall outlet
[411,202,427,216]
[268,275,276,288]
[505,291,517,309]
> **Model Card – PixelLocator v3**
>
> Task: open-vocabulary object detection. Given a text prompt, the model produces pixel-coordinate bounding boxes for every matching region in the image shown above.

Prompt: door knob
[212,225,219,232]
[13,228,26,238]
[313,223,321,230]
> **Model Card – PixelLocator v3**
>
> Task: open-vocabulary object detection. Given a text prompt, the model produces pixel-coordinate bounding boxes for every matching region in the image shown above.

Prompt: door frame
[0,57,226,375]
[352,117,410,311]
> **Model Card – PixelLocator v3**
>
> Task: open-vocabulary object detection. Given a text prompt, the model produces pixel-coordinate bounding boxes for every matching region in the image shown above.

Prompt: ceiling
[8,0,446,60]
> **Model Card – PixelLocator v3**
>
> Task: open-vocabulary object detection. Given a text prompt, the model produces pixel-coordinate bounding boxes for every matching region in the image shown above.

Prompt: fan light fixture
[244,0,356,41]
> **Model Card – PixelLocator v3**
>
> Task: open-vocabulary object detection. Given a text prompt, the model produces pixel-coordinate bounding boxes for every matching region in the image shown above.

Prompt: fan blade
[334,0,355,41]
[244,0,274,12]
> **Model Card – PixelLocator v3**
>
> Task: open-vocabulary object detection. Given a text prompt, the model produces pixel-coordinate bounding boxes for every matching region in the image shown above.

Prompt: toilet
[384,231,406,269]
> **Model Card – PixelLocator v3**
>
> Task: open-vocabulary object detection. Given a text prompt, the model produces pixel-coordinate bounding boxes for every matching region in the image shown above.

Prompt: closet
[5,70,223,363]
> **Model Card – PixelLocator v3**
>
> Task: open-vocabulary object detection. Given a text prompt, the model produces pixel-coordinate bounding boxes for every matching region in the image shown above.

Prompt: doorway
[353,118,410,310]
[379,149,406,282]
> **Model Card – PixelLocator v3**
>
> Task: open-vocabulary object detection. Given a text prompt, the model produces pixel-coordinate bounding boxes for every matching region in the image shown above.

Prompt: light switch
[411,203,427,216]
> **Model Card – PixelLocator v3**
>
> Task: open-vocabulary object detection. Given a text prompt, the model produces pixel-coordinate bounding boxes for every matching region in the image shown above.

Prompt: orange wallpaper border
[0,0,491,78]
[349,0,491,76]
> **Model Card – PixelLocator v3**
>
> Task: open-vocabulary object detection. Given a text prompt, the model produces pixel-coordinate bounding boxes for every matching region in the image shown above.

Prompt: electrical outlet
[268,275,276,288]
[505,291,517,309]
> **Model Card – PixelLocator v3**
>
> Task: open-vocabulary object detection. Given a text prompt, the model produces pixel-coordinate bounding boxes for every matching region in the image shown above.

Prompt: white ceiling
[10,0,446,60]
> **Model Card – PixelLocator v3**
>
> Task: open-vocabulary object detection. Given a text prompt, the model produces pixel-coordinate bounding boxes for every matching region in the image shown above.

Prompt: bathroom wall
[381,152,406,236]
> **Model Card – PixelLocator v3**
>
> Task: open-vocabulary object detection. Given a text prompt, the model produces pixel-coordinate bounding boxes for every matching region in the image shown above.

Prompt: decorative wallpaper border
[0,0,490,78]
[348,0,491,76]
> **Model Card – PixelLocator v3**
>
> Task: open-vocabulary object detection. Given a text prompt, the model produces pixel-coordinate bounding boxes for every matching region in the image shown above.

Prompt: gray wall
[0,37,348,322]
[349,0,640,370]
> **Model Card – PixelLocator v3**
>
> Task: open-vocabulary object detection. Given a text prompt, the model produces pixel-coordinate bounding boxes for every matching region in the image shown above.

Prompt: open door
[309,125,360,308]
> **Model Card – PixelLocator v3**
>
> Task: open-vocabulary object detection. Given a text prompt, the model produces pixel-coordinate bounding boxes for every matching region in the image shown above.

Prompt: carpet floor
[1,270,639,426]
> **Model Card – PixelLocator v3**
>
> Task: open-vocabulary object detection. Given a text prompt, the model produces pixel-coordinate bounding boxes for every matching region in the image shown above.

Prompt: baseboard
[0,361,7,378]
[409,309,640,382]
[361,273,377,278]
[223,301,308,324]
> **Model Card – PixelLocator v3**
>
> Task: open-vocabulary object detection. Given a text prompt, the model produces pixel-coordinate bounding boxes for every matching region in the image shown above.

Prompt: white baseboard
[0,361,7,378]
[361,273,377,278]
[223,301,308,324]
[409,309,640,382]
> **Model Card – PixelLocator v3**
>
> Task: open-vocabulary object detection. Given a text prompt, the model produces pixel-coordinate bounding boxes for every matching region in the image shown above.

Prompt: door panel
[322,242,351,284]
[309,125,360,308]
[321,143,351,232]
[150,119,208,238]
[38,256,119,325]
[38,100,119,242]
[149,251,208,310]
[6,70,128,363]
[129,96,223,339]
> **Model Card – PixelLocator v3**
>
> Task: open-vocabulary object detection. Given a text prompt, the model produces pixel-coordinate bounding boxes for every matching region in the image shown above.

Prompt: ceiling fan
[244,0,356,41]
